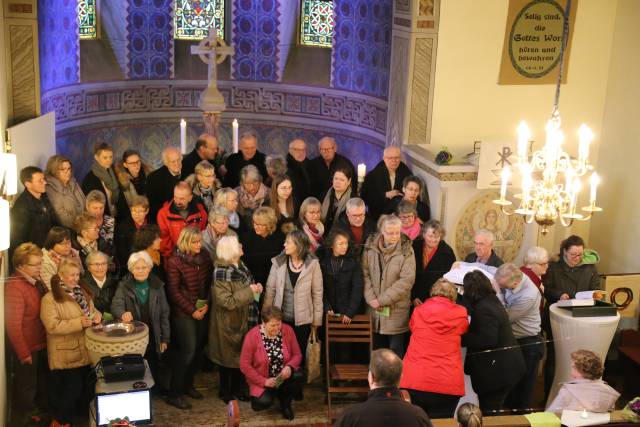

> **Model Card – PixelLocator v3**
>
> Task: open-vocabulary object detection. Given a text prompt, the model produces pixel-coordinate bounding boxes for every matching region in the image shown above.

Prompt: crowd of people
[4,132,618,426]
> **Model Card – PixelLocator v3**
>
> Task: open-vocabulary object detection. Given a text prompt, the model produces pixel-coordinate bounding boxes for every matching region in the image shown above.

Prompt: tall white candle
[589,172,599,204]
[500,166,511,200]
[180,119,187,154]
[521,164,532,207]
[517,121,530,162]
[232,119,239,153]
[578,124,593,164]
[0,153,17,196]
[357,163,366,182]
[570,178,581,213]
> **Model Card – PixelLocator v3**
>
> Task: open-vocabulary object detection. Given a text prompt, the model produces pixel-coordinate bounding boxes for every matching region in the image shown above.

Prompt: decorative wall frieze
[41,80,388,140]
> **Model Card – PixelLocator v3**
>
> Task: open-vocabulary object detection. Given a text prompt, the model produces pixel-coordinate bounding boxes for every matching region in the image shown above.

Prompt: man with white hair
[521,246,549,314]
[147,146,183,222]
[361,146,412,221]
[223,131,268,188]
[331,197,376,258]
[310,136,356,199]
[463,229,504,267]
[495,263,543,412]
[286,138,312,203]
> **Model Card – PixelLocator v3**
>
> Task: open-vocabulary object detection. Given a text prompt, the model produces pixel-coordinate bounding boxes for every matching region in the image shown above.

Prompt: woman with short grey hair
[184,160,221,213]
[521,246,548,314]
[202,206,237,262]
[236,165,270,225]
[85,189,115,249]
[111,251,170,397]
[208,235,262,402]
[81,250,118,314]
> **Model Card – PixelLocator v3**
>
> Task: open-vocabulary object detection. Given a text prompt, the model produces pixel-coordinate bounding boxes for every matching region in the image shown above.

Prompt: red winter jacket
[157,199,207,258]
[4,273,47,360]
[240,323,302,397]
[400,296,469,396]
[165,249,213,317]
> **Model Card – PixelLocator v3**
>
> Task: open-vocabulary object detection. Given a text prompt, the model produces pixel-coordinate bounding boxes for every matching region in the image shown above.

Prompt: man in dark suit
[181,133,220,179]
[309,136,356,199]
[463,229,504,267]
[223,131,268,188]
[286,138,312,204]
[146,147,183,222]
[10,166,57,249]
[360,146,412,221]
[334,349,433,427]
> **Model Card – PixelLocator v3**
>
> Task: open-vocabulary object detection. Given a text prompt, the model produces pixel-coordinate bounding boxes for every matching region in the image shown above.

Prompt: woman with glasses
[520,246,549,315]
[81,251,118,315]
[543,235,602,398]
[269,175,296,234]
[116,149,151,220]
[185,160,221,213]
[241,207,284,288]
[236,165,270,226]
[44,155,86,229]
[5,243,48,426]
[202,206,237,263]
[72,212,111,270]
[41,226,83,289]
[115,195,150,270]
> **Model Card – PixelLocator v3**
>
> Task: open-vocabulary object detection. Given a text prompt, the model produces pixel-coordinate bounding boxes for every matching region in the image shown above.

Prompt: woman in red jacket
[165,226,213,409]
[400,278,469,418]
[240,306,304,420]
[5,243,49,425]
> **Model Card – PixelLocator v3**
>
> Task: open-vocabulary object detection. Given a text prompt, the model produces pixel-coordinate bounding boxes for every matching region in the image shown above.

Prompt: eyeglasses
[536,261,549,266]
[90,262,108,267]
[347,212,365,218]
[567,252,583,258]
[125,160,141,166]
[59,167,72,172]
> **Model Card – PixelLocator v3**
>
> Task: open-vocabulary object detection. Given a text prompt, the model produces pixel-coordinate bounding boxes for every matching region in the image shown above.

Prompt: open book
[557,291,607,307]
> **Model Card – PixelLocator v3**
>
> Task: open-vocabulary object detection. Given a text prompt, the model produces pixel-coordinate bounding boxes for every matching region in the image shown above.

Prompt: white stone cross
[190,28,234,112]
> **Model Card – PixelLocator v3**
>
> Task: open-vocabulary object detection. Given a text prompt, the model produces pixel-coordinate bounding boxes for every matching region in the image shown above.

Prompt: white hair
[495,263,523,283]
[127,250,153,272]
[216,235,242,263]
[379,214,402,232]
[318,136,336,148]
[161,146,181,165]
[346,197,365,212]
[524,246,549,265]
[475,229,495,245]
[86,251,109,266]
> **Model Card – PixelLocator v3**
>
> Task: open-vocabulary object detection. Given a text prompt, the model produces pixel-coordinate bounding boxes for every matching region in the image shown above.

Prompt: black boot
[280,399,294,420]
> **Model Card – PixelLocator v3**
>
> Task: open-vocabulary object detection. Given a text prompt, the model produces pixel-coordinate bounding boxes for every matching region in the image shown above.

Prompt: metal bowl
[103,322,135,336]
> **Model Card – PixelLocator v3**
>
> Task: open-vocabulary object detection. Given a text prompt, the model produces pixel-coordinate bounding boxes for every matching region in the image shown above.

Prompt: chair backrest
[325,314,373,351]
[227,399,240,427]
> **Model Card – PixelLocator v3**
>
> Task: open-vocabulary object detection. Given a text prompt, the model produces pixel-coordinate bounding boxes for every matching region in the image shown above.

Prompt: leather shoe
[235,393,250,402]
[281,404,294,420]
[166,396,192,410]
[185,387,204,400]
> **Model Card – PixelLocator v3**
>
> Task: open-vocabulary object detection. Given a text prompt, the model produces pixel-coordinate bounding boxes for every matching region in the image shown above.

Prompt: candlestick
[500,166,511,200]
[357,163,366,183]
[232,119,239,153]
[589,172,599,204]
[517,121,530,162]
[180,119,187,154]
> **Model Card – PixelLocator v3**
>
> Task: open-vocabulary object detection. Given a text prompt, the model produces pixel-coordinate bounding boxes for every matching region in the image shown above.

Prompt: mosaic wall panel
[38,0,80,92]
[174,0,225,40]
[232,0,281,81]
[78,0,97,39]
[57,120,384,181]
[127,0,174,79]
[331,0,393,99]
[40,81,388,135]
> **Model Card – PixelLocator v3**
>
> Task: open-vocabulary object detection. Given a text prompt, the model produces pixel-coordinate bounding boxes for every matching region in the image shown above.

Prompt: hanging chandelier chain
[552,0,572,117]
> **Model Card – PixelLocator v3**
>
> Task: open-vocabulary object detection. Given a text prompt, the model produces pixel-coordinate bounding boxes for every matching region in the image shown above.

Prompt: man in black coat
[463,229,504,267]
[334,349,433,427]
[331,198,376,259]
[10,166,57,249]
[309,136,356,200]
[286,138,313,204]
[223,131,268,188]
[147,146,183,223]
[181,133,220,179]
[360,146,412,221]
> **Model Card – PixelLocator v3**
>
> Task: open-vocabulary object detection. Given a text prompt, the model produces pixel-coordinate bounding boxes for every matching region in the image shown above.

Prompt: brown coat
[207,262,255,368]
[362,233,416,335]
[264,254,323,326]
[40,291,95,370]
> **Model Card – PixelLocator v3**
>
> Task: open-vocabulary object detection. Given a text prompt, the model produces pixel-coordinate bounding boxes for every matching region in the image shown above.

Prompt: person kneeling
[240,306,304,420]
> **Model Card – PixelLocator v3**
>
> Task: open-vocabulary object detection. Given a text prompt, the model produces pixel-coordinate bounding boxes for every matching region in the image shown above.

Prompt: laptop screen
[96,390,151,426]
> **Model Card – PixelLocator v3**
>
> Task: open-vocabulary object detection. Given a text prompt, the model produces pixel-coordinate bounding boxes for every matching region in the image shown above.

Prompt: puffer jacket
[264,253,324,326]
[362,233,416,335]
[165,248,212,317]
[40,290,95,370]
[45,175,86,229]
[157,199,207,258]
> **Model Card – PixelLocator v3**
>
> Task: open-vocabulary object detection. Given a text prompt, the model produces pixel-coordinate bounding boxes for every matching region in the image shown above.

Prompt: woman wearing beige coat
[264,229,323,363]
[362,215,416,358]
[40,258,101,426]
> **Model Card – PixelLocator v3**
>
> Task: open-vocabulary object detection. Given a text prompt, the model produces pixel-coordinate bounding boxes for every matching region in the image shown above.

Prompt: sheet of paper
[560,410,610,427]
[443,262,496,285]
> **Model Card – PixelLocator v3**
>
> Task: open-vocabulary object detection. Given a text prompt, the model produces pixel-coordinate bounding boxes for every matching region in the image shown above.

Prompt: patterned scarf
[237,183,269,210]
[90,162,120,204]
[214,262,259,327]
[63,285,90,317]
[303,221,324,253]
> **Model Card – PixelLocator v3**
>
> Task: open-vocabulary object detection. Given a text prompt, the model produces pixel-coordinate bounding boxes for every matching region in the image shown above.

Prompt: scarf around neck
[237,183,269,210]
[63,285,91,317]
[303,221,324,252]
[91,162,120,202]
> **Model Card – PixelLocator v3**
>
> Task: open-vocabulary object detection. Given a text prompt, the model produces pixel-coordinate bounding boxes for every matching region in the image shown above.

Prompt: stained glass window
[78,0,97,39]
[300,0,335,48]
[174,0,225,40]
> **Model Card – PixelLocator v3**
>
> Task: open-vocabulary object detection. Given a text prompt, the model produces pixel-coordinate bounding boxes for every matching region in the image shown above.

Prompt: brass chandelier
[493,0,602,235]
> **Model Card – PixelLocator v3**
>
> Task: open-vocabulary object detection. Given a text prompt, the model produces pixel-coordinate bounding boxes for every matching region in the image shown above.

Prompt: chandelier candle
[589,173,599,204]
[500,166,511,201]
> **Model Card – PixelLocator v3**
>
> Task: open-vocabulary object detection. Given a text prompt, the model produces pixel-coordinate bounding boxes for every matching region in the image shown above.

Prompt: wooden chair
[227,399,240,427]
[325,313,373,421]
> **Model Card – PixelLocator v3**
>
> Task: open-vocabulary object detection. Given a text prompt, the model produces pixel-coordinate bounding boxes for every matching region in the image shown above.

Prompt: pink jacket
[240,323,302,397]
[547,378,620,413]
